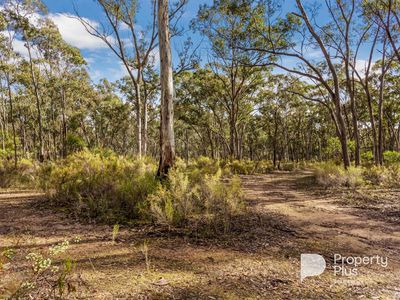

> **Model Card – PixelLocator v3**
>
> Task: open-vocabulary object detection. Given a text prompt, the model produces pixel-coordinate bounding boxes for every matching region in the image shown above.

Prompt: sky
[9,0,376,83]
[39,0,213,83]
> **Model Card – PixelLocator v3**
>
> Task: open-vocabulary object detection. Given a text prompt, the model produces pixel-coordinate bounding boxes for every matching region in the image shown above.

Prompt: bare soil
[1,171,399,299]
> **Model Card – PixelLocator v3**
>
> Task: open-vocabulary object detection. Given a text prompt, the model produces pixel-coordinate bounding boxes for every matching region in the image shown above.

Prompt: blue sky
[34,0,376,83]
[40,0,213,83]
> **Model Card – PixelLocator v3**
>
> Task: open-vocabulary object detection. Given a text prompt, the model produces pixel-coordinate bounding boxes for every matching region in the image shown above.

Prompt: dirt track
[1,172,399,299]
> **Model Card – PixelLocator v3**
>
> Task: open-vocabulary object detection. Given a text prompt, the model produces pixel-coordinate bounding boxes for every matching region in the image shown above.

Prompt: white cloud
[354,59,381,77]
[12,39,29,58]
[355,59,368,76]
[49,13,109,50]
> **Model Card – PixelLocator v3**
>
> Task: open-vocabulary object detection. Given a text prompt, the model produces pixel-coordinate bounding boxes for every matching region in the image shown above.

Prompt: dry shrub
[0,158,39,188]
[45,150,158,223]
[313,162,363,188]
[363,165,400,187]
[149,167,244,232]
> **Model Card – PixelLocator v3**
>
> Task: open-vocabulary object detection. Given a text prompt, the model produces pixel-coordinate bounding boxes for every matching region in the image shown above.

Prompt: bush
[313,162,363,188]
[45,150,158,223]
[363,165,400,187]
[383,151,400,165]
[3,238,81,299]
[361,151,374,164]
[66,133,86,154]
[149,167,244,232]
[0,158,38,188]
[226,159,256,175]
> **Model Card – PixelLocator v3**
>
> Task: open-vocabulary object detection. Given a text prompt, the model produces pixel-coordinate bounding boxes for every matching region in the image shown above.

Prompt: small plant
[49,240,70,256]
[0,248,15,271]
[112,224,120,243]
[140,240,150,272]
[10,238,79,299]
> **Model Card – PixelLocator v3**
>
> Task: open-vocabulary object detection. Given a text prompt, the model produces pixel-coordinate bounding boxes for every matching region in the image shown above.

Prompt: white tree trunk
[157,0,175,177]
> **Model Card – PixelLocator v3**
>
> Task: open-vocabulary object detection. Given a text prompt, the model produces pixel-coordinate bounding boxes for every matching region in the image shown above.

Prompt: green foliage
[45,150,158,223]
[361,151,374,163]
[112,224,120,242]
[383,151,400,164]
[324,137,342,161]
[314,161,400,188]
[66,133,86,154]
[224,159,256,175]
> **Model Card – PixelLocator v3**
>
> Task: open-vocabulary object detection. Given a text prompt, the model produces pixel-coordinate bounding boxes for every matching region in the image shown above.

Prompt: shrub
[226,159,256,175]
[45,150,158,223]
[363,165,400,187]
[149,167,244,232]
[66,133,86,154]
[0,158,38,188]
[186,156,221,181]
[149,167,200,226]
[313,162,363,188]
[361,151,374,164]
[383,151,400,165]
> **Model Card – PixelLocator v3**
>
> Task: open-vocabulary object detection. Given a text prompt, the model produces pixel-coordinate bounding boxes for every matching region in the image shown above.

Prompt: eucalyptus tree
[3,0,48,161]
[243,0,355,168]
[76,0,186,157]
[157,0,176,177]
[33,19,86,157]
[0,14,19,167]
[193,0,269,160]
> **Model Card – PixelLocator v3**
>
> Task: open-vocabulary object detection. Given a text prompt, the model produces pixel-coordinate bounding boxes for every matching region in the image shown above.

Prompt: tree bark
[5,74,17,168]
[135,76,142,157]
[157,0,175,178]
[26,41,45,162]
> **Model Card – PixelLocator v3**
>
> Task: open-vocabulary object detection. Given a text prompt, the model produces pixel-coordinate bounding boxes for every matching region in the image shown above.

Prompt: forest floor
[1,171,400,299]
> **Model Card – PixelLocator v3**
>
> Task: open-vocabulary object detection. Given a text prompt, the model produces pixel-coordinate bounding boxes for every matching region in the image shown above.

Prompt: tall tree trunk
[349,84,360,166]
[6,74,17,168]
[26,41,44,162]
[335,99,351,169]
[60,88,68,158]
[142,94,148,156]
[135,75,142,157]
[378,38,387,166]
[157,0,175,178]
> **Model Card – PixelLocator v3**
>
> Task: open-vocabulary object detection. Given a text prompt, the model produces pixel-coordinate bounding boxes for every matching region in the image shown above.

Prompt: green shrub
[227,159,256,175]
[186,156,221,181]
[6,238,80,299]
[45,150,158,223]
[361,151,374,164]
[383,151,400,165]
[149,167,200,226]
[66,133,86,154]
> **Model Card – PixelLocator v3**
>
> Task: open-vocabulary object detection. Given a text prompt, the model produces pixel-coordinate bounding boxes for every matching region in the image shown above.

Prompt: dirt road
[1,172,399,299]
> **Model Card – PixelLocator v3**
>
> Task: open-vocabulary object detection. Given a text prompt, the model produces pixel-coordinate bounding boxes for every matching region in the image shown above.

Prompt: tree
[244,0,352,168]
[194,0,268,160]
[157,0,176,177]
